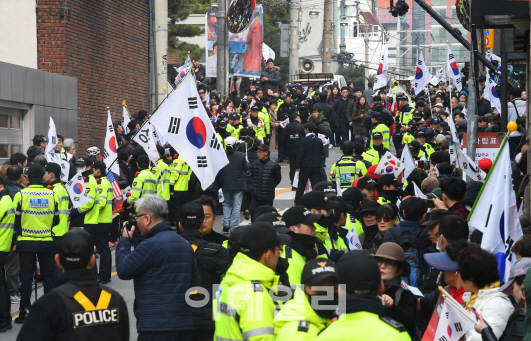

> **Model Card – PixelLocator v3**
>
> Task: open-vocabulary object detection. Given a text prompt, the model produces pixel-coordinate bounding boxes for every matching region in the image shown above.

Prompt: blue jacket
[116,221,200,332]
[381,221,432,256]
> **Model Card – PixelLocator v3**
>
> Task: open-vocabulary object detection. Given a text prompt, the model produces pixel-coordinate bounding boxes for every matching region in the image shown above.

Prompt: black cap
[27,164,45,181]
[45,162,62,180]
[92,160,107,172]
[341,187,366,207]
[58,229,94,270]
[360,200,381,213]
[378,174,403,188]
[410,140,421,152]
[251,105,259,111]
[228,225,247,251]
[218,120,227,128]
[239,222,291,253]
[299,191,340,210]
[313,181,338,198]
[421,209,456,227]
[251,205,278,223]
[425,129,435,138]
[337,251,381,294]
[412,110,423,117]
[301,258,339,287]
[231,114,240,121]
[85,157,95,167]
[414,130,425,138]
[179,202,205,221]
[356,176,378,189]
[282,205,323,227]
[372,132,383,139]
[371,111,382,118]
[137,155,150,166]
[407,119,418,126]
[431,116,441,124]
[255,213,291,234]
[416,101,426,107]
[75,158,86,167]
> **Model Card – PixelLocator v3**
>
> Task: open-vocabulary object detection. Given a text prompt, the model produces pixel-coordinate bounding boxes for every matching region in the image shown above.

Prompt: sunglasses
[376,258,398,269]
[361,211,376,217]
[376,217,393,223]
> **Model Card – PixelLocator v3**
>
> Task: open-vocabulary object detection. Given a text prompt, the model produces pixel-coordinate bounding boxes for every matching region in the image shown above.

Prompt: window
[431,0,447,5]
[10,116,20,129]
[0,107,23,160]
[432,28,447,43]
[0,115,7,128]
[431,47,446,62]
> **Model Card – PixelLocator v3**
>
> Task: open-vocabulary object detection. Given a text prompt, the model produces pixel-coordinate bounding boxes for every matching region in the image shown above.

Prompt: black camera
[124,215,136,231]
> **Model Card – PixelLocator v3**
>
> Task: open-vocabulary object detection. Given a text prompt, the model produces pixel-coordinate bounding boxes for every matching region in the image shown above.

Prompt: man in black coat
[295,122,325,203]
[333,87,353,145]
[315,92,335,130]
[249,144,282,218]
[276,91,299,162]
[366,95,394,132]
[260,59,281,94]
[282,113,305,187]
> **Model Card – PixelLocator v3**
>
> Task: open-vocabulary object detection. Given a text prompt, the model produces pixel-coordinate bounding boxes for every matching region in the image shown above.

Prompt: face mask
[76,167,85,173]
[307,292,339,320]
[318,215,334,228]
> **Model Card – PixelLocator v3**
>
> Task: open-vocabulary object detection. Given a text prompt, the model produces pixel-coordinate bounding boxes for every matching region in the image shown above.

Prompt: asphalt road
[5,146,345,340]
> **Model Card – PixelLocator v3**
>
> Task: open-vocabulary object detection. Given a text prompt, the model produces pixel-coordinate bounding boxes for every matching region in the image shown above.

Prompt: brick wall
[37,0,149,154]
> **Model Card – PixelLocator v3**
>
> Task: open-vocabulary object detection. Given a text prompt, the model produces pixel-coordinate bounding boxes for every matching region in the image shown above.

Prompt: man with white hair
[116,195,200,341]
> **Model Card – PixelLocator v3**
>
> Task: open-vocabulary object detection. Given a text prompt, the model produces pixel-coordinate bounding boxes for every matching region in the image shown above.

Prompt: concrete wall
[0,0,38,69]
[0,61,78,159]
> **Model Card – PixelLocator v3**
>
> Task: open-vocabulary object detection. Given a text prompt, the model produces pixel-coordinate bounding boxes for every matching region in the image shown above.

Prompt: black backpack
[389,226,424,288]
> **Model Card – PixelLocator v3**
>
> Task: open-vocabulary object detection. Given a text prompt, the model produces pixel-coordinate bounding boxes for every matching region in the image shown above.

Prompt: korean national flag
[150,72,229,190]
[65,171,90,208]
[103,110,120,176]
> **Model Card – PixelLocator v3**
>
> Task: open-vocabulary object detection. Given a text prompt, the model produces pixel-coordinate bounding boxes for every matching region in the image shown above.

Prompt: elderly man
[116,195,200,341]
[260,58,280,95]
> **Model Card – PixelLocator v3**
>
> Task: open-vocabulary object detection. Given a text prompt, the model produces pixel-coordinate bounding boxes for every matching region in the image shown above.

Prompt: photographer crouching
[116,195,200,341]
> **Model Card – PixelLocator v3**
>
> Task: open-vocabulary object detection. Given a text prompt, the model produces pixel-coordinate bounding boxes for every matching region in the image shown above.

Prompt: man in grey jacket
[260,59,281,94]
[508,86,527,159]
[218,137,250,232]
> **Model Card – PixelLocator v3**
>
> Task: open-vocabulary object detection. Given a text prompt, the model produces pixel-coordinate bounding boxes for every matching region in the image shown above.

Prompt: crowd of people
[0,56,529,341]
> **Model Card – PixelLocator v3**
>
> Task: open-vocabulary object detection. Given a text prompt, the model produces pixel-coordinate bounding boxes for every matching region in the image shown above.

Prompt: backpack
[389,226,424,288]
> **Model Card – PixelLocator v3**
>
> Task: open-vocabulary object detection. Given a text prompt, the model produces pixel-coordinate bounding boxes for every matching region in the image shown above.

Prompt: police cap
[58,229,94,270]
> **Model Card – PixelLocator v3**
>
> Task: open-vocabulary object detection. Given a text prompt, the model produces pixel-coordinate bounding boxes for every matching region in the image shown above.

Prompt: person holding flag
[91,161,113,284]
[70,158,100,233]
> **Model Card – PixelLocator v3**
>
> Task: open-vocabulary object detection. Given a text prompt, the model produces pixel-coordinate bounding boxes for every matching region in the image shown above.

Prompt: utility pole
[217,0,229,97]
[289,0,301,78]
[466,21,478,178]
[323,0,333,73]
[364,22,369,88]
[336,0,347,74]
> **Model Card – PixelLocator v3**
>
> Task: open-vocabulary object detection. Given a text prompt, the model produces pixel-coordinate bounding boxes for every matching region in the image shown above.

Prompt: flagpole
[106,69,196,171]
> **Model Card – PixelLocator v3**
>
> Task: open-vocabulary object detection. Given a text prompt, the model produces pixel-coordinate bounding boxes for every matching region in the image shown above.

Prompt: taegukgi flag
[468,138,522,282]
[45,153,70,182]
[446,44,462,92]
[45,117,58,154]
[122,103,131,135]
[103,110,120,176]
[65,171,90,208]
[376,151,404,178]
[400,143,416,180]
[150,72,229,190]
[484,69,501,114]
[373,45,388,91]
[433,297,474,341]
[413,50,430,95]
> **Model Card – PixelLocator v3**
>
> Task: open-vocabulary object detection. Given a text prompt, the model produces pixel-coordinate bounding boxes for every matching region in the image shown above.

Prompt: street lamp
[309,11,320,19]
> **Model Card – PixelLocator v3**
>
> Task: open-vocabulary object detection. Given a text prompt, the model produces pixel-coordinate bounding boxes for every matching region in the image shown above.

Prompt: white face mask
[76,167,85,173]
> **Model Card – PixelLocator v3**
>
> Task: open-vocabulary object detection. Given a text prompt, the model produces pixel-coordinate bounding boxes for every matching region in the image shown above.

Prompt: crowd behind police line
[0,57,530,341]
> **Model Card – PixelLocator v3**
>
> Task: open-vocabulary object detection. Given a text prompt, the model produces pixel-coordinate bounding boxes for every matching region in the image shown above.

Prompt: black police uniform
[16,268,129,341]
[276,100,299,161]
[281,119,305,183]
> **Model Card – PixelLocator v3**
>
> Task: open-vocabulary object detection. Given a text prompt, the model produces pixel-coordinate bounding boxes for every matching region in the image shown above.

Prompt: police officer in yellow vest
[230,114,244,138]
[69,158,99,231]
[329,141,368,189]
[368,112,391,150]
[280,205,324,285]
[342,187,365,238]
[17,229,130,340]
[91,161,113,284]
[365,132,391,166]
[248,105,266,141]
[0,176,14,331]
[274,258,338,340]
[316,251,410,341]
[126,155,158,206]
[415,130,434,157]
[151,145,171,202]
[43,163,69,245]
[213,222,291,341]
[169,154,191,226]
[394,95,415,149]
[377,174,403,205]
[401,120,417,145]
[299,191,337,258]
[13,164,59,323]
[410,140,426,161]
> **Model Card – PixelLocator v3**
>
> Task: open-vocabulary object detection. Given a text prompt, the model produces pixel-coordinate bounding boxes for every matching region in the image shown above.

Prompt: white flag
[455,144,486,182]
[65,171,90,208]
[122,105,131,135]
[486,51,501,63]
[429,74,439,87]
[45,117,58,154]
[150,73,229,190]
[413,182,426,199]
[446,44,462,92]
[373,45,388,90]
[103,110,120,176]
[400,143,416,181]
[376,151,404,178]
[468,139,523,282]
[45,153,71,182]
[484,69,501,114]
[279,118,289,128]
[437,67,446,83]
[335,177,344,196]
[133,124,160,165]
[413,50,430,95]
[153,124,167,146]
[434,298,474,341]
[262,43,276,61]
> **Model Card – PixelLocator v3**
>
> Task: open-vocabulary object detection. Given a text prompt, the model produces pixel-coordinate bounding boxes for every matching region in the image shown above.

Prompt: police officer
[13,164,59,323]
[70,158,99,233]
[91,161,113,284]
[179,202,230,341]
[368,112,390,150]
[274,258,338,339]
[0,176,14,332]
[342,187,365,238]
[276,91,299,162]
[282,113,304,186]
[394,95,415,149]
[377,174,403,205]
[365,132,390,166]
[248,105,266,141]
[229,114,244,138]
[43,163,69,245]
[329,141,368,189]
[16,229,129,340]
[126,155,158,205]
[316,251,410,340]
[151,145,171,204]
[213,222,291,340]
[169,154,191,226]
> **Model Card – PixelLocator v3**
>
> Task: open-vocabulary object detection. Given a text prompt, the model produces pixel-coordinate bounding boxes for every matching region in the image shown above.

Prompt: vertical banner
[205,4,264,78]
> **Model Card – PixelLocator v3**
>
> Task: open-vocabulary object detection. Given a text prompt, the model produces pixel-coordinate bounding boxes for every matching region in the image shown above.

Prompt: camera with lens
[124,215,136,232]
